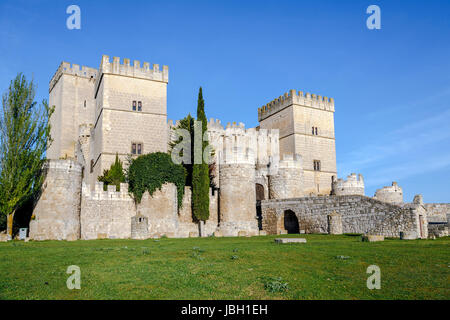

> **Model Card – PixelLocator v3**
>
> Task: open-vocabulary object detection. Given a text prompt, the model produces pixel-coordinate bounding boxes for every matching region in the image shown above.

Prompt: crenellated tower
[47,55,169,187]
[331,173,365,196]
[47,62,98,160]
[258,90,337,195]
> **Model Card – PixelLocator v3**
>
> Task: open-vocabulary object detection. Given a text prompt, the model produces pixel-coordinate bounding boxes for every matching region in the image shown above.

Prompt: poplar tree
[0,73,53,238]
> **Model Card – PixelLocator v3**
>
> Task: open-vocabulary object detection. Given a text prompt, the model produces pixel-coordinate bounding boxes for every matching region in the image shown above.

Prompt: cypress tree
[192,87,210,222]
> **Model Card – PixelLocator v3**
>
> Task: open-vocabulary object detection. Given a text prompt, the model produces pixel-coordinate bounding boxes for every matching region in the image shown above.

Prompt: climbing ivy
[127,152,186,208]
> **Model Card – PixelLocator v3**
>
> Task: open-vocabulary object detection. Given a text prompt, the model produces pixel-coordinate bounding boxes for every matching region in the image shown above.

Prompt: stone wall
[30,160,83,241]
[81,182,220,239]
[178,187,219,237]
[80,182,135,239]
[260,195,427,238]
[424,203,450,222]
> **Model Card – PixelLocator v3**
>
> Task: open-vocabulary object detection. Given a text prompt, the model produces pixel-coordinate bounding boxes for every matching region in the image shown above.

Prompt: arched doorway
[256,183,265,201]
[284,210,299,234]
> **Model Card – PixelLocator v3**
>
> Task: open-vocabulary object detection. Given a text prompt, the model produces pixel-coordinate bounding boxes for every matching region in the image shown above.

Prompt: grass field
[0,234,448,300]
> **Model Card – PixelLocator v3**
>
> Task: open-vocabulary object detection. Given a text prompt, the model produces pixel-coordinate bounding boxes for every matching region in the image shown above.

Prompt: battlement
[98,55,169,83]
[258,89,335,122]
[49,62,98,93]
[278,153,303,168]
[45,159,83,173]
[208,118,224,131]
[82,181,131,201]
[332,173,365,196]
[206,120,279,167]
[374,182,403,204]
[221,146,255,165]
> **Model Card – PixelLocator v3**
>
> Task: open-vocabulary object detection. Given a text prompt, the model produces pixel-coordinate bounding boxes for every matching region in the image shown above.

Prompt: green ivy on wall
[127,152,186,209]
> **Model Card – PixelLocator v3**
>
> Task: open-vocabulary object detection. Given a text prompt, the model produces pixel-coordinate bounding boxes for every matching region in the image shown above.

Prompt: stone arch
[283,210,299,234]
[256,183,265,201]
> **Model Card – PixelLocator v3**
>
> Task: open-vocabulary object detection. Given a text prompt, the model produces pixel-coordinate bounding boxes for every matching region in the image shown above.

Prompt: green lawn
[0,234,448,300]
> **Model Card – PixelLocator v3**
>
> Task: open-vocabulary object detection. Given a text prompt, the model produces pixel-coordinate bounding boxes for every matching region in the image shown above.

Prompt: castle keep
[29,55,449,241]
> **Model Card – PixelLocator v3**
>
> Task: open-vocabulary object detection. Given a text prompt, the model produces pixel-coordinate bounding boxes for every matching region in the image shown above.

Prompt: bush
[98,154,126,191]
[127,152,186,208]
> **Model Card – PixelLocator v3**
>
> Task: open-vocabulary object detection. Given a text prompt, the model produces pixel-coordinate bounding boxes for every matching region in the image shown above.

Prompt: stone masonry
[260,195,428,239]
[29,54,438,241]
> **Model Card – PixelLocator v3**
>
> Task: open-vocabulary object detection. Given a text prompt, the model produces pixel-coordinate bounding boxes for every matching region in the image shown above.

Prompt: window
[131,143,143,155]
[313,160,321,171]
[312,126,319,135]
[90,159,94,173]
[315,127,318,135]
[84,100,86,108]
[132,100,142,112]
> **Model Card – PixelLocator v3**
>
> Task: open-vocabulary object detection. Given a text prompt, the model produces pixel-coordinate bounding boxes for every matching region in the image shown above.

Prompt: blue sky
[1,0,449,202]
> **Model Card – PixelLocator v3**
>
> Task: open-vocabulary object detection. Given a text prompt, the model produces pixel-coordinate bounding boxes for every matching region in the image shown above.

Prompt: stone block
[279,230,288,235]
[189,232,198,238]
[400,231,417,240]
[259,230,267,236]
[361,235,384,242]
[238,231,247,237]
[275,238,307,244]
[213,231,223,237]
[97,233,107,239]
[0,233,8,242]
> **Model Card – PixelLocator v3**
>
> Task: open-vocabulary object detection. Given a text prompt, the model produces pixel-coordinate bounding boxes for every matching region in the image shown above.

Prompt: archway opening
[283,210,299,234]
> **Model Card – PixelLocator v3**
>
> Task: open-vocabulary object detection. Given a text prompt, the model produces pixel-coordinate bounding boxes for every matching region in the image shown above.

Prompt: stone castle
[29,55,449,241]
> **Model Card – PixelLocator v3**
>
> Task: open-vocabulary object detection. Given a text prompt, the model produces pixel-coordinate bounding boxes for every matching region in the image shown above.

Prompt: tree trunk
[198,220,205,237]
[6,210,15,240]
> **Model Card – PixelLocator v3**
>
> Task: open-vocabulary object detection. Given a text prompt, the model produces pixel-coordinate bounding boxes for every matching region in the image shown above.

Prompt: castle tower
[331,173,365,196]
[258,90,337,195]
[47,62,98,159]
[217,146,259,237]
[48,55,170,186]
[268,153,304,199]
[29,160,83,240]
[90,55,169,182]
[374,182,403,204]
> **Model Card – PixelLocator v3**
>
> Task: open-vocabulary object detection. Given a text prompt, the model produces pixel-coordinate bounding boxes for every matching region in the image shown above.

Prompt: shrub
[98,153,126,191]
[127,152,186,208]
